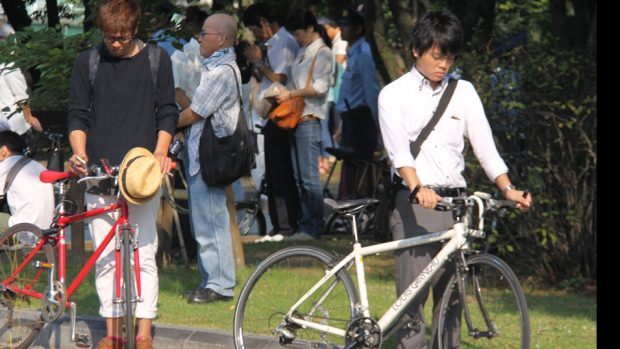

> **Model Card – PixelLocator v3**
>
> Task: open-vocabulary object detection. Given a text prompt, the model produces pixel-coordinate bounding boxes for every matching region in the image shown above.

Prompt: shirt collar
[266,26,287,47]
[410,65,450,93]
[347,37,365,56]
[202,47,235,70]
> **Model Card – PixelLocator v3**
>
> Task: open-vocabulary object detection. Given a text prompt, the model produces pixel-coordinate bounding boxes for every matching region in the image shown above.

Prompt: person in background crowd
[275,8,332,240]
[242,3,301,237]
[0,130,53,233]
[378,10,532,349]
[317,16,347,174]
[0,23,44,143]
[335,6,380,199]
[177,13,240,305]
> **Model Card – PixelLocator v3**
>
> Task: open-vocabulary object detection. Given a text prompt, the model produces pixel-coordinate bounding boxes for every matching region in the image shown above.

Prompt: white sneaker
[254,234,284,243]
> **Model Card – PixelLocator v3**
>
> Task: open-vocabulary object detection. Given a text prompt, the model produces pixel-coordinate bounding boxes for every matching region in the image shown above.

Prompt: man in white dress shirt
[378,10,532,349]
[0,130,54,232]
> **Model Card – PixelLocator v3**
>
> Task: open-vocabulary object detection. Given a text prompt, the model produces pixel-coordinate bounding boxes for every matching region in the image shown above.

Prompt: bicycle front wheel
[121,227,137,349]
[0,223,53,349]
[437,253,529,349]
[233,246,359,349]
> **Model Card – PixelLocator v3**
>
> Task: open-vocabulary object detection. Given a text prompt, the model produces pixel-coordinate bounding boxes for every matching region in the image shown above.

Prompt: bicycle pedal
[73,332,91,348]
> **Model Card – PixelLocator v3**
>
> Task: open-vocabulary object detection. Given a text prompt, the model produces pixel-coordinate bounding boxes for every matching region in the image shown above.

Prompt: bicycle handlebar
[409,191,516,213]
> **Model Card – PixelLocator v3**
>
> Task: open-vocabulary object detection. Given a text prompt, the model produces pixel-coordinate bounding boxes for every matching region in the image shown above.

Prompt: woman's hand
[68,153,89,176]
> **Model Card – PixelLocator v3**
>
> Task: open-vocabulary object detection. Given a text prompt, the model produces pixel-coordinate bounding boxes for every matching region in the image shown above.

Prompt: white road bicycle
[233,192,529,348]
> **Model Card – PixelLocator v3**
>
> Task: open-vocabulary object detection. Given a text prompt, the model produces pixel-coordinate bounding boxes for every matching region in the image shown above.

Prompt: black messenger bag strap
[410,79,458,158]
[3,156,32,195]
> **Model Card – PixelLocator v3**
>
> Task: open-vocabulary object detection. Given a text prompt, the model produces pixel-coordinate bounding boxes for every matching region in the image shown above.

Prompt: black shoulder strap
[88,45,101,87]
[88,43,160,94]
[147,44,161,99]
[3,156,32,195]
[410,79,458,158]
[223,63,243,108]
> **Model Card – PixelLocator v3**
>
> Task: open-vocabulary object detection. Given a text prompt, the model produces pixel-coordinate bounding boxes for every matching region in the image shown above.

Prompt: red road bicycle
[0,160,173,349]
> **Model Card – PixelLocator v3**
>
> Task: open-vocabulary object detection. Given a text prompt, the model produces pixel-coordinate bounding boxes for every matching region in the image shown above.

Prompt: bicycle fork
[454,251,497,340]
[113,224,143,305]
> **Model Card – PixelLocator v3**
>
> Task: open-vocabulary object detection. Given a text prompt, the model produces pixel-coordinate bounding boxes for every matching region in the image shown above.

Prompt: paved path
[30,314,234,349]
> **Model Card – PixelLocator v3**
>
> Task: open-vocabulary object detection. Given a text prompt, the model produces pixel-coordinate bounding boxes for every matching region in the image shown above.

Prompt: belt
[300,115,319,122]
[427,187,466,197]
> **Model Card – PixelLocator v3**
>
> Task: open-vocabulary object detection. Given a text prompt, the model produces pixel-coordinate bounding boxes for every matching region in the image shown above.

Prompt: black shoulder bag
[198,64,256,187]
[386,79,459,209]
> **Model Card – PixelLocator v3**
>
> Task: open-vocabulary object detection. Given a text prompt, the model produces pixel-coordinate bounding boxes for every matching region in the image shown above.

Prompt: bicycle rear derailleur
[345,317,382,349]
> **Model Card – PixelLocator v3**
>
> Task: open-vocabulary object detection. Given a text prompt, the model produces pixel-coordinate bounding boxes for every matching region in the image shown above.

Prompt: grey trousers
[391,189,459,349]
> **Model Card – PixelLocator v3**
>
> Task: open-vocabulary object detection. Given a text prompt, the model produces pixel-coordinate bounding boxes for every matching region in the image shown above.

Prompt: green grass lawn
[65,237,596,348]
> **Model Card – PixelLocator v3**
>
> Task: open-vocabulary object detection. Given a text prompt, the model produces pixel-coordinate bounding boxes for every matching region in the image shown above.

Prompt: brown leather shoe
[136,336,154,349]
[95,337,125,349]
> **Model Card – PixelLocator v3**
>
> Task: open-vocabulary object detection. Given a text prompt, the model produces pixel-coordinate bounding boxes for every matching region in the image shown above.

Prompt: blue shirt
[335,37,379,119]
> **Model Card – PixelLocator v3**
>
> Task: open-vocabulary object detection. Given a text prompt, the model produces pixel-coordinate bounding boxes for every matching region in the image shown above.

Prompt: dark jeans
[339,106,378,199]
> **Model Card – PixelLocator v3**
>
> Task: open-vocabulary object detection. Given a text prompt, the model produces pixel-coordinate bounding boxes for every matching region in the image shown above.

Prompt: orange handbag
[268,47,323,130]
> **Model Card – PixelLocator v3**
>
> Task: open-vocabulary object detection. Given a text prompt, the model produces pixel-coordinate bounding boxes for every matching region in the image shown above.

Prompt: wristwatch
[254,60,264,68]
[502,184,516,194]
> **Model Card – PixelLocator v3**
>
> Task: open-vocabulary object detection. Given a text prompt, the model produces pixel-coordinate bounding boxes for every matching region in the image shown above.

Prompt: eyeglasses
[102,33,134,44]
[200,30,223,39]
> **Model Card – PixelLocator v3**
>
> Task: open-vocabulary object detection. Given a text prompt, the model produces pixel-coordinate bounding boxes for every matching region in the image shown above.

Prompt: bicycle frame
[1,174,141,311]
[286,195,485,338]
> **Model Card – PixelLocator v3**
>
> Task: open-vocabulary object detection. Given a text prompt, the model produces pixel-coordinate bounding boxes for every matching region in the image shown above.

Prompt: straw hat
[119,147,162,205]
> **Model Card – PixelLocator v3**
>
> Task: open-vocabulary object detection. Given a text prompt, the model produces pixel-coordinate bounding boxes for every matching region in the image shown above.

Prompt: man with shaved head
[177,13,240,304]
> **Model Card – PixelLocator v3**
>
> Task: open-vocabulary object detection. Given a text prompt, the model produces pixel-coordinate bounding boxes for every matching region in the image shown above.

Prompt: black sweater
[67,44,179,166]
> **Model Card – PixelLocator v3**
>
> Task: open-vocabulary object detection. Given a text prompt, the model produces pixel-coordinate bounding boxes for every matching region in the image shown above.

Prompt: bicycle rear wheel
[233,246,359,349]
[0,223,53,349]
[121,227,137,349]
[236,202,266,236]
[437,253,529,349]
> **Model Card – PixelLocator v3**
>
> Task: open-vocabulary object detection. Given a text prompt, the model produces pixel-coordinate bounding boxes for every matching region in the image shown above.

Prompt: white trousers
[85,191,160,319]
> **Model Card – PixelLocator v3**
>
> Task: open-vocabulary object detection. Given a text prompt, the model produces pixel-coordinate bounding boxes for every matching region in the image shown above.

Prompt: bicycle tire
[0,223,53,349]
[235,202,266,236]
[437,253,530,349]
[121,227,137,349]
[233,246,359,349]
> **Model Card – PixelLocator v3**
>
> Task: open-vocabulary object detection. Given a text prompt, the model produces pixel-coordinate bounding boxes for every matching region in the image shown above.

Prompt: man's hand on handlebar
[69,154,89,176]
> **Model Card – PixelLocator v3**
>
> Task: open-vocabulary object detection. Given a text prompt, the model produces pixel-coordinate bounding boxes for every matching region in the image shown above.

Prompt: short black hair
[286,8,332,49]
[242,3,280,27]
[410,10,463,59]
[0,130,27,154]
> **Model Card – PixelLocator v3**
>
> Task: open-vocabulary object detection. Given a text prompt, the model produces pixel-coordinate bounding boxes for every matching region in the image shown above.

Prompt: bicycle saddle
[324,198,379,215]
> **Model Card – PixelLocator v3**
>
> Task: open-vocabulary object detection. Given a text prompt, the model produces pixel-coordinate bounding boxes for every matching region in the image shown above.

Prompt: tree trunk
[82,0,95,31]
[365,0,407,85]
[0,0,31,30]
[445,0,496,45]
[46,0,59,27]
[386,0,416,69]
[226,186,245,269]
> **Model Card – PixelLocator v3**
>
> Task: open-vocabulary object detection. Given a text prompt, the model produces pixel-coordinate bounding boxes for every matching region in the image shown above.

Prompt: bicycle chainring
[345,317,382,349]
[41,281,66,322]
